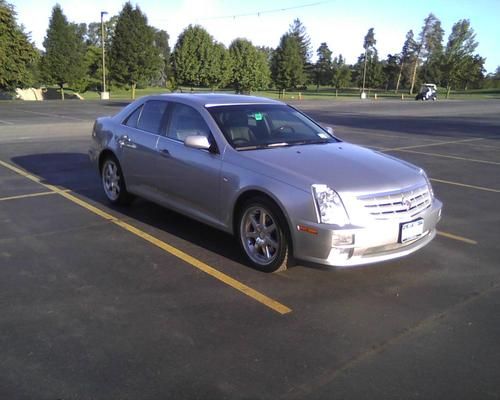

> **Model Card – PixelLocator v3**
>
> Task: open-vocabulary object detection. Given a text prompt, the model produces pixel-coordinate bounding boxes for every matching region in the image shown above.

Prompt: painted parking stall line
[380,137,484,152]
[0,190,68,202]
[391,149,500,166]
[0,159,292,315]
[431,178,500,194]
[437,231,477,245]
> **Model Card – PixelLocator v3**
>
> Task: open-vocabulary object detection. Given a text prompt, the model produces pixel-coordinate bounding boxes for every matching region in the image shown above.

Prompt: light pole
[100,11,109,100]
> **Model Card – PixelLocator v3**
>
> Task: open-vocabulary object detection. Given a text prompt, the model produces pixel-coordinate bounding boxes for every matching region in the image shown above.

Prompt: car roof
[147,93,284,107]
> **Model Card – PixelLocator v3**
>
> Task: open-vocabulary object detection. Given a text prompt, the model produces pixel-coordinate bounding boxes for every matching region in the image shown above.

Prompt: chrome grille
[358,184,431,220]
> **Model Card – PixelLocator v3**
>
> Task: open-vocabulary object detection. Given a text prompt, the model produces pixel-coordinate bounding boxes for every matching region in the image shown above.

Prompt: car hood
[239,142,425,195]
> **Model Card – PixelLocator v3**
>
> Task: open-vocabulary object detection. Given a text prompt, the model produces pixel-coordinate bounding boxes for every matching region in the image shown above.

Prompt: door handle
[117,135,137,149]
[158,148,170,157]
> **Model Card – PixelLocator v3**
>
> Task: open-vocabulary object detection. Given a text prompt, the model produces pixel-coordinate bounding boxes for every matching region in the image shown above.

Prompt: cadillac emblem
[401,196,412,211]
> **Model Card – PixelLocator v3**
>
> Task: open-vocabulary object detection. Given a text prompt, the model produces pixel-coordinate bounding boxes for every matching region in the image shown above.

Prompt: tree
[288,18,311,64]
[229,38,269,93]
[331,54,351,94]
[314,42,332,90]
[409,13,442,94]
[172,25,215,88]
[108,2,161,99]
[442,19,479,97]
[0,0,38,92]
[395,30,416,93]
[85,15,118,48]
[152,28,171,86]
[420,17,444,85]
[361,28,376,93]
[208,42,232,90]
[383,54,400,90]
[271,33,305,92]
[40,4,86,100]
[288,18,311,83]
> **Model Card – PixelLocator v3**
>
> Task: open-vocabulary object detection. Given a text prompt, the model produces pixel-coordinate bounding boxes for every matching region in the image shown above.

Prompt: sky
[9,0,500,73]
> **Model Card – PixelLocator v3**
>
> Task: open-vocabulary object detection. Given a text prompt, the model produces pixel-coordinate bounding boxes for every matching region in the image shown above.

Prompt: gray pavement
[0,99,499,399]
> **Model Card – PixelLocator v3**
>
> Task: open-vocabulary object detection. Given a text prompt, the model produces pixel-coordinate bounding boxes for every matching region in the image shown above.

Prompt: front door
[154,103,222,226]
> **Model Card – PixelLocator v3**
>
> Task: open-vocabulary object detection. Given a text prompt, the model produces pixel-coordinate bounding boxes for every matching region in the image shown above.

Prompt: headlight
[420,169,434,198]
[312,184,350,226]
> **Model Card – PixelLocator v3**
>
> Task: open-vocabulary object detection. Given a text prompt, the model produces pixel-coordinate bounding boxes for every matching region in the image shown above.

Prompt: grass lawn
[72,86,500,101]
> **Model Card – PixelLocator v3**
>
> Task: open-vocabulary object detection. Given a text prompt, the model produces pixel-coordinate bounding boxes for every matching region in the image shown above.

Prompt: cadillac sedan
[89,94,442,272]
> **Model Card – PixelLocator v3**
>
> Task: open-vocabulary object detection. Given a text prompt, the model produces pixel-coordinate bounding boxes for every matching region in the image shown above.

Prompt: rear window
[137,100,168,134]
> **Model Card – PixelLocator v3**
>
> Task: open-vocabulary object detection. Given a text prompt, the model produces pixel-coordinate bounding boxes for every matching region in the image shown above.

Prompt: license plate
[400,219,424,243]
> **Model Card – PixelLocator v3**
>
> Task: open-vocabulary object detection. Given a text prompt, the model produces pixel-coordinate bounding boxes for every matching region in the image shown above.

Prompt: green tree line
[1,1,499,99]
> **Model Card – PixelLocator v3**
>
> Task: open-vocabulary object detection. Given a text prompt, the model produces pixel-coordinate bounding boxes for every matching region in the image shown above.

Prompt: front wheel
[238,197,290,272]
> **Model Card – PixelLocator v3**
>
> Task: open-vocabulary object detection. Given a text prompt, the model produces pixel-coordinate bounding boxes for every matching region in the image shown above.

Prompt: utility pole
[361,48,368,99]
[100,11,109,100]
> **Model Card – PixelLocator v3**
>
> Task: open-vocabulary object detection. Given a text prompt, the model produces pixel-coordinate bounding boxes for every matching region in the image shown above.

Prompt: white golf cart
[415,83,437,101]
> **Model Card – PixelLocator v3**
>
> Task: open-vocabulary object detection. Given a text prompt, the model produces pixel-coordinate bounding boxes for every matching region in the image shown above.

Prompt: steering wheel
[232,138,251,146]
[272,125,296,135]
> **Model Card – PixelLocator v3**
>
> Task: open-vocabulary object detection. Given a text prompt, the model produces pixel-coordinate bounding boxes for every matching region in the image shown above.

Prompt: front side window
[137,100,168,134]
[207,104,339,150]
[167,103,211,142]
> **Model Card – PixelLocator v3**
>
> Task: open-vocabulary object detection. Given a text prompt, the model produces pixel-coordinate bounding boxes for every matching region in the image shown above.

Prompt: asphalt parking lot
[0,98,499,400]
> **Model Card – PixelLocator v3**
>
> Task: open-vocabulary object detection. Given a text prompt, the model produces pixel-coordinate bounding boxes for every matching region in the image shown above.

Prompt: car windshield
[207,104,339,150]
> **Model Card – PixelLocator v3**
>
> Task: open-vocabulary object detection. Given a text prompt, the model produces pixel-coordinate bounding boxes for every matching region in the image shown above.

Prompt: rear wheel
[238,197,290,272]
[101,156,133,205]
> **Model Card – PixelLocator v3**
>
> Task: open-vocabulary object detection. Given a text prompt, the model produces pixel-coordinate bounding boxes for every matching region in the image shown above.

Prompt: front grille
[358,184,431,220]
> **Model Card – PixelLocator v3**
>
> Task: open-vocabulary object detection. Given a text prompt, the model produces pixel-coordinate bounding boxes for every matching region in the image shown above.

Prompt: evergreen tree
[442,19,479,97]
[420,18,444,85]
[395,30,416,93]
[208,42,232,90]
[271,33,305,92]
[172,25,215,88]
[361,28,376,93]
[41,4,86,99]
[108,2,161,99]
[409,13,442,94]
[229,38,270,93]
[288,18,311,82]
[382,54,400,90]
[153,28,171,86]
[314,42,332,90]
[288,18,311,64]
[332,54,351,93]
[0,0,38,92]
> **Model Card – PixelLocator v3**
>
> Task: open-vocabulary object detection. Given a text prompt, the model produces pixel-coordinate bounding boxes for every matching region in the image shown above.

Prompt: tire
[101,155,133,205]
[238,196,290,273]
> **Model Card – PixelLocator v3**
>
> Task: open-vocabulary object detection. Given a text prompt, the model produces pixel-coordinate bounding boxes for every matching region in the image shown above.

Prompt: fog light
[328,247,353,262]
[332,233,354,246]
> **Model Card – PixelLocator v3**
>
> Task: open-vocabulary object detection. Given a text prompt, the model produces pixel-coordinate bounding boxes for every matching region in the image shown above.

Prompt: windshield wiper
[285,139,331,146]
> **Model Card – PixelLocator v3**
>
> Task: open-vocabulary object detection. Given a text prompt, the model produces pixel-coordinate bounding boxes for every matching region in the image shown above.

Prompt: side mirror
[184,135,211,150]
[324,126,335,135]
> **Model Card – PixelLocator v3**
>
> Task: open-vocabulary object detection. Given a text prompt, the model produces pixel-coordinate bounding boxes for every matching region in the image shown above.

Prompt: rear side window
[124,105,142,128]
[137,100,168,134]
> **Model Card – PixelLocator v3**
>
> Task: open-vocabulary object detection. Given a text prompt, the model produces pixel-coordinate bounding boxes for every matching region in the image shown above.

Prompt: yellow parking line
[394,149,500,166]
[381,138,483,152]
[0,159,292,315]
[0,191,60,202]
[431,178,500,193]
[437,231,477,245]
[339,130,444,142]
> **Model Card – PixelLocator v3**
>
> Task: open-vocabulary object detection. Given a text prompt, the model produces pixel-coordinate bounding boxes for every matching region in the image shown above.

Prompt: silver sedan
[89,94,442,272]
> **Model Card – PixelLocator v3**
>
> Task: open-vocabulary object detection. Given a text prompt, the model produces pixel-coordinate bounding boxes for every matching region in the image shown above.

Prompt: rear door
[118,100,168,195]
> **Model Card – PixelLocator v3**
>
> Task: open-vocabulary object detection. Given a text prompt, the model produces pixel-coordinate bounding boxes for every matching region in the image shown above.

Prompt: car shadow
[11,152,247,267]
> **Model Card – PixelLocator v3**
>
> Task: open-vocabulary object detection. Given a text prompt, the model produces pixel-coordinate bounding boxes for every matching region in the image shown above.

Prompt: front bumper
[293,199,442,267]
